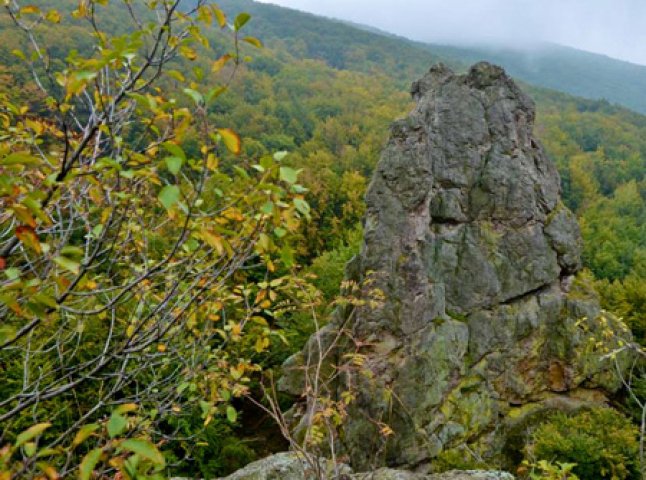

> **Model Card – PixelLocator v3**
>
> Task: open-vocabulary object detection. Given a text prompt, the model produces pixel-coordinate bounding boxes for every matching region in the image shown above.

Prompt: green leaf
[79,448,102,480]
[183,88,204,106]
[217,128,241,155]
[53,256,80,275]
[23,197,50,224]
[280,244,294,268]
[1,152,41,166]
[294,198,311,218]
[166,69,185,82]
[5,268,20,280]
[60,245,84,258]
[279,167,299,184]
[158,185,180,210]
[33,293,58,309]
[226,405,237,423]
[15,423,51,447]
[120,439,165,466]
[206,86,227,103]
[162,142,186,161]
[165,156,183,175]
[127,93,151,110]
[72,424,100,448]
[273,151,288,161]
[23,442,37,457]
[107,412,128,438]
[233,12,251,31]
[261,202,274,214]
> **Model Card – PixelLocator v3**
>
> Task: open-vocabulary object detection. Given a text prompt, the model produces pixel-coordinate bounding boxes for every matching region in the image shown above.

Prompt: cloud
[256,0,646,65]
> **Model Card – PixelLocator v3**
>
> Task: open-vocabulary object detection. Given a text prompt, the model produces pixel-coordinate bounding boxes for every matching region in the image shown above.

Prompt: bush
[433,448,489,472]
[524,408,640,480]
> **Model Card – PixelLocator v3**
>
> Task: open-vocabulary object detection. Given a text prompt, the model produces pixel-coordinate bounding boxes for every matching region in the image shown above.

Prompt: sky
[256,0,646,66]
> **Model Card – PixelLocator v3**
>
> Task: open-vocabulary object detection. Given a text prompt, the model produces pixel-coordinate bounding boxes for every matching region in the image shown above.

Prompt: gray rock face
[281,63,628,471]
[218,453,514,480]
[217,452,351,480]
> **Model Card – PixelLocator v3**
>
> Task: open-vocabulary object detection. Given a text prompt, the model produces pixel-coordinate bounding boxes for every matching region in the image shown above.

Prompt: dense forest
[0,1,644,479]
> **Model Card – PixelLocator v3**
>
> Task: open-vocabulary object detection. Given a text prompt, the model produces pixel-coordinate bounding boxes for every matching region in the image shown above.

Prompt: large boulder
[281,63,629,471]
[217,453,514,480]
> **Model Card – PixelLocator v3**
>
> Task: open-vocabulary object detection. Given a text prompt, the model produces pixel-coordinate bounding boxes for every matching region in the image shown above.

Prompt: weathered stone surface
[217,453,514,480]
[354,468,514,480]
[217,452,351,480]
[281,63,628,471]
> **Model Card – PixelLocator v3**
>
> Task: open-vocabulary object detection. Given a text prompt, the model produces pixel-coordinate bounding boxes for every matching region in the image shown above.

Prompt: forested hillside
[0,1,644,479]
[219,0,646,115]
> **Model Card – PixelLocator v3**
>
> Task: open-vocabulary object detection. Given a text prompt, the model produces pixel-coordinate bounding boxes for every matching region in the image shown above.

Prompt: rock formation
[217,452,514,480]
[281,63,629,472]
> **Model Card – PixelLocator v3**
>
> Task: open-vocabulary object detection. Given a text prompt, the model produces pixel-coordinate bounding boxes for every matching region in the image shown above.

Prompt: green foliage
[0,1,311,478]
[596,272,646,343]
[1,406,167,480]
[165,410,257,478]
[524,460,580,480]
[308,226,362,302]
[433,448,489,472]
[525,408,640,480]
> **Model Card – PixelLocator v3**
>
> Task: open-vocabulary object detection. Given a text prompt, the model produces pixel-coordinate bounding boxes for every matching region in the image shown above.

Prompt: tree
[0,1,308,477]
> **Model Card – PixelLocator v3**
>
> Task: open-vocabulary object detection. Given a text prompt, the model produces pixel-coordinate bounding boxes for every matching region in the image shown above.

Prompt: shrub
[524,407,640,480]
[524,460,580,479]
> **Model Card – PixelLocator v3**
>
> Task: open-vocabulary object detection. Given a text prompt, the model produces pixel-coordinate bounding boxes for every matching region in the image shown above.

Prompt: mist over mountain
[257,0,646,67]
[230,0,646,114]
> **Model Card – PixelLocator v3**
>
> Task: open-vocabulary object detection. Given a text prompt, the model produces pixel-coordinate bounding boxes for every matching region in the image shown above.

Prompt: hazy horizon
[256,0,646,67]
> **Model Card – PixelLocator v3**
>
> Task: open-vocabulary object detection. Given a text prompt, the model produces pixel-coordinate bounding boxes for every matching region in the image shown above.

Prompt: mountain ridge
[228,0,646,114]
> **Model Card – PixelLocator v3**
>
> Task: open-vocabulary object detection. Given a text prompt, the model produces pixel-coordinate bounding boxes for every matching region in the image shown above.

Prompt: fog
[257,0,646,66]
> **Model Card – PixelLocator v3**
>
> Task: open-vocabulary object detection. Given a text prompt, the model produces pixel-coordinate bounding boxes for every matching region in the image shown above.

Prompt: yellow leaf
[72,424,100,448]
[212,54,232,73]
[242,36,263,48]
[45,10,61,23]
[201,229,225,255]
[212,6,226,27]
[180,46,197,61]
[206,153,219,170]
[20,5,40,14]
[15,225,41,254]
[15,423,51,447]
[217,128,241,155]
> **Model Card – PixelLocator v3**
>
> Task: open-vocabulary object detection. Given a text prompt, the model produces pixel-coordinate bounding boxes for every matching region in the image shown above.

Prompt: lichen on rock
[280,62,630,472]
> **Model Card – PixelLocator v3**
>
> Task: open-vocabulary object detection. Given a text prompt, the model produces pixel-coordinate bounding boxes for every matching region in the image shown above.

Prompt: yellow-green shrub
[525,408,639,480]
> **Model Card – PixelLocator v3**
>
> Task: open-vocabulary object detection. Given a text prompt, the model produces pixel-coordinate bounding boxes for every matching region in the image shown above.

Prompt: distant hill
[427,43,646,115]
[222,0,646,114]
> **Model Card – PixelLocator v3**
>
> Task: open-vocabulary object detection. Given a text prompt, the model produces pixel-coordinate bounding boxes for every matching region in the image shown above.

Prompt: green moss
[434,447,489,472]
[545,200,565,225]
[447,310,468,322]
[479,220,502,248]
[566,270,599,301]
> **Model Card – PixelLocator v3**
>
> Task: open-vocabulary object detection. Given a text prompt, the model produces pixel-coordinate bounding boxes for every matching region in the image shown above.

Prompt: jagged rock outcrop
[217,453,514,480]
[281,63,629,471]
